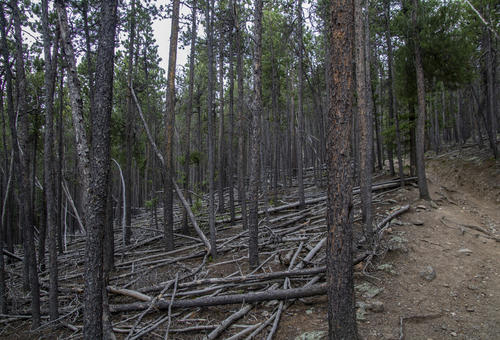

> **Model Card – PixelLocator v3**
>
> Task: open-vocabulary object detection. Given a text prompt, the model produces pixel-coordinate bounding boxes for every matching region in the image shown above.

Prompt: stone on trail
[295,331,327,340]
[420,265,436,281]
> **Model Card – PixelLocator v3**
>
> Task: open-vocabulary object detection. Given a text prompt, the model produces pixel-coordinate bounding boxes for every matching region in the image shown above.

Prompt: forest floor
[1,144,498,340]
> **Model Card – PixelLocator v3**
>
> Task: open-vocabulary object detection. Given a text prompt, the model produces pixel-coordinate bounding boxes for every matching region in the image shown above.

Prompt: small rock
[355,282,383,298]
[416,204,427,210]
[458,248,473,255]
[377,263,397,275]
[306,309,313,315]
[413,220,425,226]
[420,265,436,281]
[368,300,384,313]
[295,331,327,340]
[391,218,403,226]
[467,284,478,290]
[386,227,393,234]
[450,331,458,337]
[466,306,475,312]
[388,235,408,252]
[430,201,439,209]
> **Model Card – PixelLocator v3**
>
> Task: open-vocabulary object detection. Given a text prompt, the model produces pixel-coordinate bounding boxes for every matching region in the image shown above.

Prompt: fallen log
[2,249,23,261]
[218,177,417,224]
[140,251,368,294]
[110,284,327,313]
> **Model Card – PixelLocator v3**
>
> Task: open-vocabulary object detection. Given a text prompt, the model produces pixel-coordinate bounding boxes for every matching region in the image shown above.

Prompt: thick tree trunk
[411,0,430,200]
[6,0,41,327]
[83,1,118,338]
[355,0,373,244]
[41,0,59,320]
[164,0,180,251]
[325,0,359,338]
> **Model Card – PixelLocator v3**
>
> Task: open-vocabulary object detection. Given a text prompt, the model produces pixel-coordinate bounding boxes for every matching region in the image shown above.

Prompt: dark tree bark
[164,0,180,251]
[296,0,305,208]
[41,0,59,320]
[182,2,197,234]
[217,40,225,214]
[355,0,373,244]
[57,68,64,253]
[125,0,137,246]
[206,0,217,257]
[83,1,118,338]
[483,29,498,158]
[5,0,41,327]
[228,0,236,221]
[248,0,263,269]
[235,0,248,231]
[325,0,359,338]
[411,0,430,200]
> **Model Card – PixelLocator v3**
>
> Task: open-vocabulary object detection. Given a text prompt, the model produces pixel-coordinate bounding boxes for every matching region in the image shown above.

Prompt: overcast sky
[152,0,191,72]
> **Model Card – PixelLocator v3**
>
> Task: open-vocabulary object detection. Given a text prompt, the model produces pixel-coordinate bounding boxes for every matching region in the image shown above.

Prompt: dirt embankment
[278,149,500,340]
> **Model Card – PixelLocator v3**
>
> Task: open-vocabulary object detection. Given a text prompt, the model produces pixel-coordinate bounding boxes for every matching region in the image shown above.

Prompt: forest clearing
[0,0,498,339]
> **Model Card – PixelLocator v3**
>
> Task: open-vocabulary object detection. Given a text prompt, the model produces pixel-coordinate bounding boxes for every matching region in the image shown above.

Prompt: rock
[416,204,427,210]
[430,201,439,209]
[467,284,478,291]
[450,331,458,337]
[377,263,397,275]
[388,235,408,252]
[420,265,436,281]
[355,282,383,298]
[413,220,424,226]
[356,302,368,321]
[295,331,327,340]
[391,218,403,226]
[458,248,473,255]
[368,300,384,313]
[306,309,313,315]
[466,306,475,312]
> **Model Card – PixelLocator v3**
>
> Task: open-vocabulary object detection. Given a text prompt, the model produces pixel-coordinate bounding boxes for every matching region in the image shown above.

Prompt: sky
[152,0,191,71]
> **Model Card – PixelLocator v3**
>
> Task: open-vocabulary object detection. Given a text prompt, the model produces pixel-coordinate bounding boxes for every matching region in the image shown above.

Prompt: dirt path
[277,156,499,340]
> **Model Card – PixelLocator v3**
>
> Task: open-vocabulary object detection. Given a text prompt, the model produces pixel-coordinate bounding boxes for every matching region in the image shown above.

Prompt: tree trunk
[228,1,236,221]
[5,0,41,327]
[235,0,248,231]
[325,0,359,338]
[125,0,136,246]
[182,2,197,234]
[206,0,217,257]
[484,29,498,158]
[296,0,305,208]
[411,0,430,200]
[164,0,180,251]
[41,0,60,320]
[355,0,373,244]
[56,0,91,208]
[83,1,118,338]
[217,40,225,214]
[248,0,263,269]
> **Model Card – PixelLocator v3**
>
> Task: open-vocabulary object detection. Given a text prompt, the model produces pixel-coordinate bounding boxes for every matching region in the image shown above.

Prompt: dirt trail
[277,154,500,340]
